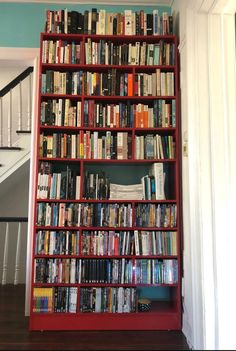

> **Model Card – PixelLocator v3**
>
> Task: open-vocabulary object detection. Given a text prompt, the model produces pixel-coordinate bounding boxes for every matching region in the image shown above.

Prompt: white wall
[172,1,205,348]
[172,0,236,349]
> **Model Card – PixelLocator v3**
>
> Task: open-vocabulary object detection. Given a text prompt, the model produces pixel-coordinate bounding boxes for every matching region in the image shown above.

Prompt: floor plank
[0,285,190,350]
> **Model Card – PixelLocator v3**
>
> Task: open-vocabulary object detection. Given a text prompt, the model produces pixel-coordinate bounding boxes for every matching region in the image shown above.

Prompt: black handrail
[0,217,28,223]
[0,67,33,98]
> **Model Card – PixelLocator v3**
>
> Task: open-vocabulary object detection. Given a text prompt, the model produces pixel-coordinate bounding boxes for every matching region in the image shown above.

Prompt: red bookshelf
[29,9,182,331]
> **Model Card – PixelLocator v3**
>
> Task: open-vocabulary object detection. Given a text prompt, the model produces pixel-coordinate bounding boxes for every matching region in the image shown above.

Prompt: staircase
[0,67,33,285]
[0,133,31,183]
[0,67,33,183]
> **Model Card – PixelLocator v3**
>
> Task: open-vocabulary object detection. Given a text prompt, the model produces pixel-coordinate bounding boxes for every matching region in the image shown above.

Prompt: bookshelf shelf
[32,283,178,288]
[30,8,182,331]
[35,226,178,231]
[38,158,177,163]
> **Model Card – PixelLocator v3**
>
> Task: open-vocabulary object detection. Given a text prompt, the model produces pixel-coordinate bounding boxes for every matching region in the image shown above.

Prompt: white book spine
[75,175,81,200]
[134,230,140,255]
[124,10,132,35]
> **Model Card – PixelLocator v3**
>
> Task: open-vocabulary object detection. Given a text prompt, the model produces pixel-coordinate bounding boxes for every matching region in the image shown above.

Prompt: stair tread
[0,146,22,150]
[16,130,31,133]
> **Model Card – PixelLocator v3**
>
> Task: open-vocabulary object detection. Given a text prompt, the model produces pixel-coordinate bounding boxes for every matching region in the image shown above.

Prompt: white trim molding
[0,48,39,64]
[25,54,40,317]
[207,10,236,350]
[181,0,236,349]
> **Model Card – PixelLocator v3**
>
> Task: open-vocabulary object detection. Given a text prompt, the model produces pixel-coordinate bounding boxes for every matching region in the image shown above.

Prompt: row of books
[33,287,77,313]
[42,39,175,67]
[83,171,110,200]
[82,70,175,97]
[39,133,76,159]
[36,202,133,228]
[83,171,144,201]
[80,287,137,313]
[38,162,170,201]
[81,230,133,256]
[37,163,80,200]
[37,164,171,202]
[42,70,82,95]
[135,134,175,160]
[135,203,177,228]
[81,230,177,256]
[39,131,132,160]
[135,258,178,284]
[45,9,173,36]
[35,230,79,255]
[34,257,178,284]
[84,100,176,128]
[41,69,175,97]
[36,202,177,228]
[142,174,164,201]
[39,131,175,161]
[41,99,176,129]
[85,39,175,66]
[35,229,177,257]
[37,166,145,202]
[32,286,137,313]
[41,99,81,127]
[42,40,82,64]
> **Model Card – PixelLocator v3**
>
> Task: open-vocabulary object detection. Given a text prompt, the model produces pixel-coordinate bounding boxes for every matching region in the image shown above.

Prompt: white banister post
[2,222,9,285]
[7,90,12,147]
[18,81,22,131]
[14,222,22,285]
[0,97,3,147]
[27,73,32,131]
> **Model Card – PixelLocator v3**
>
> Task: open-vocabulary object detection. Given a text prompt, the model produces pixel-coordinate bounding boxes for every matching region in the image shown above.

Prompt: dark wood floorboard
[0,285,190,350]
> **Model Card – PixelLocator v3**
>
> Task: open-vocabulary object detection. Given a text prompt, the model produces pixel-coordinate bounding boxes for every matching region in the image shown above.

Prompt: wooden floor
[0,285,190,350]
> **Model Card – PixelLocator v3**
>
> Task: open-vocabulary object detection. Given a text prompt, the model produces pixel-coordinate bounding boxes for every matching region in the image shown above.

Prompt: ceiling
[1,0,174,6]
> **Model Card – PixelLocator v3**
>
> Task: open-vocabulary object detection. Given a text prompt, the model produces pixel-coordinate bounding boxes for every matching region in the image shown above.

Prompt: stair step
[0,146,22,151]
[16,130,31,134]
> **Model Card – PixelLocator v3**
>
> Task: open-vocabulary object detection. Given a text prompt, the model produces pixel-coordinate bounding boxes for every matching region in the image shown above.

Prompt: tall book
[149,162,165,200]
[97,9,106,35]
[124,10,132,35]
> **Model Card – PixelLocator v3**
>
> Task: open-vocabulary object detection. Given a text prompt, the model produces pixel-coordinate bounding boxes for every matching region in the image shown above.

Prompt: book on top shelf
[44,8,174,35]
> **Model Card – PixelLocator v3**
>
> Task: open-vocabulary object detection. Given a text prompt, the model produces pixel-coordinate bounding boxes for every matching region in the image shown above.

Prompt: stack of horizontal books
[109,183,143,200]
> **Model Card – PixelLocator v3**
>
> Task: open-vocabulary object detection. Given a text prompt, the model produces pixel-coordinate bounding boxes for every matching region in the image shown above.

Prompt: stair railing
[0,217,28,285]
[0,67,33,148]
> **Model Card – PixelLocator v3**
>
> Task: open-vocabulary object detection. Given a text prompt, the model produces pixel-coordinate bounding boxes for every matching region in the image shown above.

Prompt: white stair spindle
[14,222,22,285]
[27,73,32,131]
[18,81,22,131]
[7,90,12,147]
[0,97,3,147]
[2,222,9,285]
